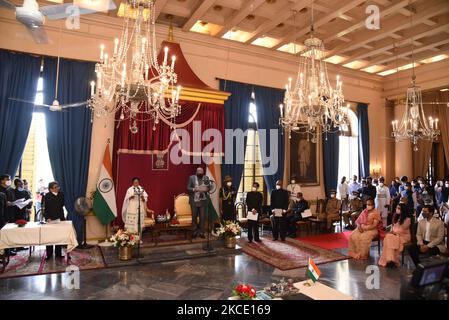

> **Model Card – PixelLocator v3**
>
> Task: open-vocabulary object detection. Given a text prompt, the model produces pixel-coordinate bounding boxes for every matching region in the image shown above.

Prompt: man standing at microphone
[187,167,210,239]
[122,177,148,235]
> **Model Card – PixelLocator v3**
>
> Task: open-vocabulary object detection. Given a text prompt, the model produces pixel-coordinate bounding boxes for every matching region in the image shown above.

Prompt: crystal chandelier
[88,0,181,134]
[281,3,348,142]
[391,6,440,151]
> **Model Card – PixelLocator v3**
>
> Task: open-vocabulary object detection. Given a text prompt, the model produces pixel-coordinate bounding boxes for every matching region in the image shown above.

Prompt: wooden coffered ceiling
[153,0,449,76]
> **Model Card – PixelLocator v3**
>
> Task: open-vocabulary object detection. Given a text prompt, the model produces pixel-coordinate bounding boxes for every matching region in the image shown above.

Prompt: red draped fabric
[113,102,224,224]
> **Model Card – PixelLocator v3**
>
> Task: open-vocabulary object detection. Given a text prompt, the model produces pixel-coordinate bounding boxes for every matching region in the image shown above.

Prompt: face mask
[422,191,428,195]
[276,185,281,190]
[17,187,24,192]
[52,191,58,196]
[252,187,257,192]
[445,184,449,188]
[330,194,336,198]
[226,182,232,187]
[367,205,374,211]
[419,184,425,188]
[291,180,296,184]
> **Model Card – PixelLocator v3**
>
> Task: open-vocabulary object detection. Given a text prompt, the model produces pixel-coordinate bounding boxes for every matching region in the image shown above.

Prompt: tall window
[337,109,359,182]
[236,94,266,218]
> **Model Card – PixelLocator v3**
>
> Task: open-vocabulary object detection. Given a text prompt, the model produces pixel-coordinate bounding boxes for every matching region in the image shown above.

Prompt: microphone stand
[135,187,144,261]
[203,177,215,253]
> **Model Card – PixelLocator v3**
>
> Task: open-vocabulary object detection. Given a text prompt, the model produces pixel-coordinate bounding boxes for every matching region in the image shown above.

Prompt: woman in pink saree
[378,203,411,267]
[348,199,383,259]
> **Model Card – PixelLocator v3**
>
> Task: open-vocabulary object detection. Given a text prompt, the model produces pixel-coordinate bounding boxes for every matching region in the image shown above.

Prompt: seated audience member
[408,205,446,267]
[378,203,411,268]
[286,192,309,237]
[43,181,66,260]
[348,198,383,260]
[343,191,362,230]
[246,182,263,243]
[325,190,341,231]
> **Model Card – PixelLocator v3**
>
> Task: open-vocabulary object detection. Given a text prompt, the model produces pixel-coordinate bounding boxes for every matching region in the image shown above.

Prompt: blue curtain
[323,127,340,196]
[357,103,370,178]
[254,85,285,192]
[42,57,95,243]
[219,79,252,187]
[0,50,41,177]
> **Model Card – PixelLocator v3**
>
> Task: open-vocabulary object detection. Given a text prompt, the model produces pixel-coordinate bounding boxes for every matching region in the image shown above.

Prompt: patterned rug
[237,237,348,270]
[0,246,105,279]
[296,231,352,250]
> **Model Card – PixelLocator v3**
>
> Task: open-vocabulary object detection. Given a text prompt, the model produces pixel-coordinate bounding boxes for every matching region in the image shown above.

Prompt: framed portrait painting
[289,131,319,185]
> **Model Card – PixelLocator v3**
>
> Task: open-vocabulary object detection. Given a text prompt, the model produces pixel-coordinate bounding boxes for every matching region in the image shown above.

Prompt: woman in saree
[348,198,383,260]
[378,203,411,267]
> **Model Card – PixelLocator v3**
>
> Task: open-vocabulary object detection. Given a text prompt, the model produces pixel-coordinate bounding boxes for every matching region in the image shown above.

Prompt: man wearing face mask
[0,175,16,256]
[245,182,263,243]
[375,177,390,228]
[359,177,377,208]
[13,178,33,221]
[343,191,362,230]
[43,181,66,260]
[325,190,341,231]
[286,175,301,204]
[408,205,446,266]
[286,192,309,237]
[349,175,361,198]
[219,176,237,221]
[401,182,416,216]
[417,185,433,219]
[270,180,289,241]
[187,167,210,239]
[399,176,408,194]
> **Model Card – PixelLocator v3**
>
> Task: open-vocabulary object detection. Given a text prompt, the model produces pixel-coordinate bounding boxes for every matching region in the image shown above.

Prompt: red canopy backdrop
[112,41,229,225]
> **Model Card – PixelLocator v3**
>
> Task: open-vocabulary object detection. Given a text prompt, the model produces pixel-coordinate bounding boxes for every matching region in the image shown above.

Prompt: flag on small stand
[306,258,321,283]
[93,144,117,225]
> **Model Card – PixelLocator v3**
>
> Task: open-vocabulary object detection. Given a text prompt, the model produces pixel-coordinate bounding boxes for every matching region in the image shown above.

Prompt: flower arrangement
[214,220,242,238]
[15,219,27,227]
[232,283,256,300]
[110,229,140,247]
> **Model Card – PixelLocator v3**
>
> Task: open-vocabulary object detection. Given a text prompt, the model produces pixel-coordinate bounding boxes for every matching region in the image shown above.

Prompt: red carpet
[296,231,351,250]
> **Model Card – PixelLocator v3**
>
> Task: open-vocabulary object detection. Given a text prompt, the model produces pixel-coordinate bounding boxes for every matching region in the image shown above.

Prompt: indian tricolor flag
[307,258,321,283]
[93,144,117,225]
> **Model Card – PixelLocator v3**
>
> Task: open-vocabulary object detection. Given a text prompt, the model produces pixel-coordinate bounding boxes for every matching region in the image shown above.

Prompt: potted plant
[110,229,140,261]
[229,283,256,300]
[15,219,27,228]
[214,220,241,248]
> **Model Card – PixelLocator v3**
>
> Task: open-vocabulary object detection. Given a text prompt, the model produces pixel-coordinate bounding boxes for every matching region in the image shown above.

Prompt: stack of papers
[11,198,32,210]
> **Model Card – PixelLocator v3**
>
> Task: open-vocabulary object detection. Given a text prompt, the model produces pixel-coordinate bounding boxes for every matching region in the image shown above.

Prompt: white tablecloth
[293,280,353,300]
[0,221,78,252]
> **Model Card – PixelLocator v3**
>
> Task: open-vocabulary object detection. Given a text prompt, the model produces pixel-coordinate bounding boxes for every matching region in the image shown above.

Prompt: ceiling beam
[273,0,366,50]
[378,47,449,72]
[325,0,449,58]
[361,35,449,69]
[182,0,216,32]
[215,0,266,38]
[244,0,312,44]
[154,0,169,21]
[397,8,437,26]
[323,0,419,44]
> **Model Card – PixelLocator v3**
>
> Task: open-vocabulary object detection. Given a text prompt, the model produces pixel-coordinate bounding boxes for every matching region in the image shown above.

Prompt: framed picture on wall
[289,131,319,185]
[151,152,169,171]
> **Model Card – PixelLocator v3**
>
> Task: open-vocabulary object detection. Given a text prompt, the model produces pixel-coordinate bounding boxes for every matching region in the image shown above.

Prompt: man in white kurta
[122,178,148,234]
[375,177,391,227]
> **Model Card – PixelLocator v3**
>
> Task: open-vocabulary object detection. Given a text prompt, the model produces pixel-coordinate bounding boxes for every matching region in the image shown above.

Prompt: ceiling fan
[9,97,88,111]
[0,0,116,44]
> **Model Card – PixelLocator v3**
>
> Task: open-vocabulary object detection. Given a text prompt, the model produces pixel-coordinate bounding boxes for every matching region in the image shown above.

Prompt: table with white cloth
[293,280,353,300]
[0,221,78,271]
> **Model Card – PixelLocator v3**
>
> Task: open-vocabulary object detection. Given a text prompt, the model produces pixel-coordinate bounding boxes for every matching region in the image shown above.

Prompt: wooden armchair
[174,193,192,227]
[144,209,155,228]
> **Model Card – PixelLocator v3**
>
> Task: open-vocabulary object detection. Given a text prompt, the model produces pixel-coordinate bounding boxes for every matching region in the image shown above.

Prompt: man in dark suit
[0,174,17,257]
[286,192,309,237]
[270,180,289,241]
[187,167,210,239]
[43,181,66,260]
[245,182,263,243]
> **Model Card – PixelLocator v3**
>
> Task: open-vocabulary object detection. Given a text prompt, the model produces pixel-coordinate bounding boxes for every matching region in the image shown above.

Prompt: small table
[149,222,192,246]
[0,221,78,272]
[293,281,353,300]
